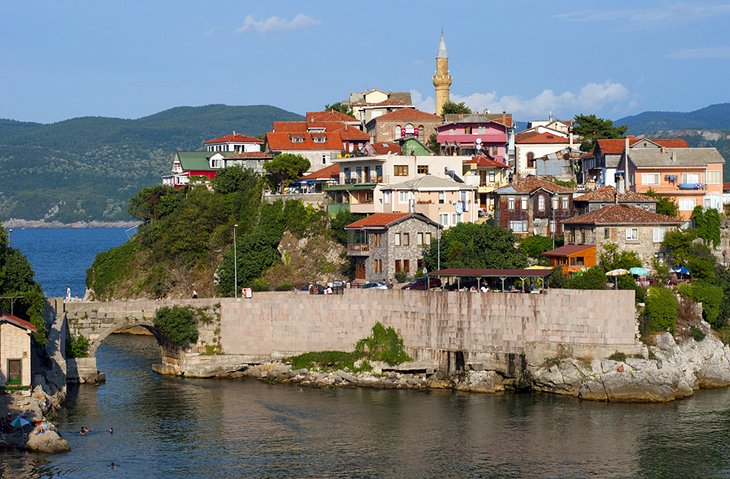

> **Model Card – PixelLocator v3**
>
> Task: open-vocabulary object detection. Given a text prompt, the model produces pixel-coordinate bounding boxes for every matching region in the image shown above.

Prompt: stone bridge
[49,289,642,383]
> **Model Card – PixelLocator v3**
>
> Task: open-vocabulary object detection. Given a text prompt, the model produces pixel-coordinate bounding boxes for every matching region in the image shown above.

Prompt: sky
[1,0,729,124]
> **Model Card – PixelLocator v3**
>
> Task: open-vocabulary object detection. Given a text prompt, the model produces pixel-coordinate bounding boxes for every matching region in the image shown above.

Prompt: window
[375,165,383,182]
[7,359,21,385]
[211,158,221,168]
[642,173,660,185]
[356,167,362,182]
[405,124,415,136]
[520,198,527,210]
[417,165,429,174]
[417,232,423,245]
[464,126,472,134]
[551,196,558,209]
[538,196,545,211]
[527,152,535,168]
[682,173,700,184]
[439,191,445,204]
[562,197,568,209]
[417,125,424,138]
[425,232,432,245]
[653,227,665,243]
[508,197,515,210]
[394,125,401,138]
[679,198,696,211]
[403,259,410,273]
[394,233,401,246]
[364,166,370,182]
[395,260,402,273]
[491,146,498,156]
[707,170,722,184]
[344,167,351,182]
[398,191,409,203]
[478,126,486,134]
[604,228,610,240]
[402,233,410,246]
[394,165,409,176]
[439,213,450,227]
[626,228,639,241]
[373,259,382,273]
[371,233,382,247]
[488,171,495,182]
[313,137,326,143]
[509,220,528,232]
[321,154,329,165]
[291,136,304,143]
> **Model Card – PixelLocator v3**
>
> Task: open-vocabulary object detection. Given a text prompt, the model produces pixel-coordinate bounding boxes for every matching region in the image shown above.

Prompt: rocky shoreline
[213,323,730,403]
[3,219,140,229]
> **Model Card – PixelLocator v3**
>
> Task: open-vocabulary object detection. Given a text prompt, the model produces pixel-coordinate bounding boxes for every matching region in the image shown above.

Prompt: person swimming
[79,426,89,435]
[109,427,113,434]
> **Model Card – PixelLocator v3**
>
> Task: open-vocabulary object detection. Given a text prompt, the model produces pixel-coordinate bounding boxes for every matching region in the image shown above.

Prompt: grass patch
[290,351,363,371]
[608,351,627,362]
[690,326,706,342]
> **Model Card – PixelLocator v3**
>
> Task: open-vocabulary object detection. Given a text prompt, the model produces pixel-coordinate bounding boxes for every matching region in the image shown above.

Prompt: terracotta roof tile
[370,142,401,155]
[204,132,263,145]
[345,213,412,229]
[574,186,656,203]
[228,152,273,159]
[465,156,510,168]
[301,163,339,180]
[562,204,681,225]
[0,314,37,332]
[515,131,570,144]
[596,137,689,154]
[371,108,441,122]
[543,244,596,257]
[266,132,343,151]
[307,110,358,122]
[497,176,575,194]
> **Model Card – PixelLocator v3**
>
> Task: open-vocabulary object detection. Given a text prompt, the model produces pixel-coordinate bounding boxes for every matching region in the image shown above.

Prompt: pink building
[436,113,510,162]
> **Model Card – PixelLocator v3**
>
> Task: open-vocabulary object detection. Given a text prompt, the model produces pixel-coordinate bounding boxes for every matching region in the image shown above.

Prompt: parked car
[362,281,390,290]
[401,277,442,290]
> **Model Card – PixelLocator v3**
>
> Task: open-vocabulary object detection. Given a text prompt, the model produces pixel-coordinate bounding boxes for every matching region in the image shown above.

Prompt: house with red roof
[573,186,656,215]
[515,129,574,178]
[492,177,576,237]
[204,131,263,153]
[561,204,682,267]
[365,108,442,144]
[163,150,273,188]
[1,313,37,392]
[461,155,511,215]
[436,112,511,161]
[345,212,439,283]
[266,112,370,171]
[542,244,597,274]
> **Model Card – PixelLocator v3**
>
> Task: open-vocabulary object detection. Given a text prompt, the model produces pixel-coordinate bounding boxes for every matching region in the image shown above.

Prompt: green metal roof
[325,184,376,192]
[175,151,235,171]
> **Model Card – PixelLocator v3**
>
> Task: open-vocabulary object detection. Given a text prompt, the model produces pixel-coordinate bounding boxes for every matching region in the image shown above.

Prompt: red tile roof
[372,108,441,122]
[515,131,570,144]
[204,132,263,145]
[0,314,37,332]
[562,204,682,225]
[597,137,689,154]
[266,131,343,151]
[543,244,596,257]
[500,176,575,194]
[338,127,370,141]
[574,186,656,203]
[345,213,416,229]
[465,156,510,168]
[301,163,339,180]
[228,152,273,159]
[307,110,357,122]
[370,142,401,155]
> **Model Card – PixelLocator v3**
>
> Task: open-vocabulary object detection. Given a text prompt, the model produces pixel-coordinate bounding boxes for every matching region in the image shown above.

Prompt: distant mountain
[0,104,303,222]
[616,103,730,133]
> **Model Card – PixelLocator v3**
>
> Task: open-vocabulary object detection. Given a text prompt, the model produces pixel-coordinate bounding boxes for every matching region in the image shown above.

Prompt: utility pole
[233,224,238,298]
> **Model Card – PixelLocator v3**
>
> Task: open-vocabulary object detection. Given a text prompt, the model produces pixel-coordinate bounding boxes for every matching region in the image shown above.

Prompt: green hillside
[0,104,303,222]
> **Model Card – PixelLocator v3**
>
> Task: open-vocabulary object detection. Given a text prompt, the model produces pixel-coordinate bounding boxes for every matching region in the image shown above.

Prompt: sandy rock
[26,427,70,453]
[455,371,505,393]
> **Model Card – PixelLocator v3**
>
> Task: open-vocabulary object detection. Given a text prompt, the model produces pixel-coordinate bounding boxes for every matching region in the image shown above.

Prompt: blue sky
[1,1,729,124]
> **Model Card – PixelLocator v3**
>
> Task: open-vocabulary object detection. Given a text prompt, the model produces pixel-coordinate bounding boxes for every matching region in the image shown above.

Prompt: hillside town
[160,33,726,287]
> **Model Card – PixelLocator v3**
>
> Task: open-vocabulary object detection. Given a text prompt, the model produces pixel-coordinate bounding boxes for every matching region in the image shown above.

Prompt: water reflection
[5,334,730,478]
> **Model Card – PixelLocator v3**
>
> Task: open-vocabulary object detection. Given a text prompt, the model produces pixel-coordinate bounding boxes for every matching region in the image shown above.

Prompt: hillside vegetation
[86,167,351,300]
[0,105,302,222]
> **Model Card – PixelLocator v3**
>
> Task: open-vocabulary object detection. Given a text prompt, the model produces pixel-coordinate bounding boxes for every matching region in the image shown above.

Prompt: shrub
[66,334,90,358]
[154,306,199,348]
[394,271,408,283]
[565,267,607,290]
[608,351,627,362]
[275,282,293,291]
[690,326,706,342]
[290,351,362,371]
[355,322,411,365]
[644,287,678,334]
[678,281,724,328]
[251,278,270,292]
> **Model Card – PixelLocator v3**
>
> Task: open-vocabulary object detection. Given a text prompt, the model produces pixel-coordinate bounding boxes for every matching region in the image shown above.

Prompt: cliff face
[530,324,730,402]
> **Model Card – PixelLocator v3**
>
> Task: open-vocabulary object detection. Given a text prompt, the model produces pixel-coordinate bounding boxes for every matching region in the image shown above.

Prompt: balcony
[347,243,370,256]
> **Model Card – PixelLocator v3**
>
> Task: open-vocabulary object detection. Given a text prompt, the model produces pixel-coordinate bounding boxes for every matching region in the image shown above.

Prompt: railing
[347,244,370,255]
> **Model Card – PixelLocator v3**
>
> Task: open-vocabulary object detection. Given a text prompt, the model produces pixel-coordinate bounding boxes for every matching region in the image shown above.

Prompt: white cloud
[236,14,320,33]
[668,46,730,59]
[555,2,730,29]
[413,81,630,118]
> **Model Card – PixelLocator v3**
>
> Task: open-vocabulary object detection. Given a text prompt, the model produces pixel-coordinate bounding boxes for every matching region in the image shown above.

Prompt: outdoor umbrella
[630,267,649,276]
[11,416,30,429]
[606,268,630,288]
[672,266,690,275]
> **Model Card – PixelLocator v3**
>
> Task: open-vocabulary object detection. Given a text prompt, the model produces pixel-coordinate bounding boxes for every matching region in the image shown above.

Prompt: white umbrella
[606,268,629,289]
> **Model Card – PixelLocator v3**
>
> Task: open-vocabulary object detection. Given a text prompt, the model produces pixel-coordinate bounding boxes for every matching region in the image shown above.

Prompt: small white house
[0,314,37,394]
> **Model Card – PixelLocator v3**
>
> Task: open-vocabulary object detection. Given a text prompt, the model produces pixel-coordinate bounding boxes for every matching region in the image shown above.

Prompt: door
[354,258,366,280]
[7,359,21,385]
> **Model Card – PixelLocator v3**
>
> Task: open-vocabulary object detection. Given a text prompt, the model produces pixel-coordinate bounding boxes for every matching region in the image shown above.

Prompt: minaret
[432,31,452,117]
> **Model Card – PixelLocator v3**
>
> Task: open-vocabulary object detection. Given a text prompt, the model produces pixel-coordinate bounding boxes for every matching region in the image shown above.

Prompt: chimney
[569,128,574,149]
[623,136,630,193]
[671,150,676,162]
[502,111,506,125]
[614,188,619,205]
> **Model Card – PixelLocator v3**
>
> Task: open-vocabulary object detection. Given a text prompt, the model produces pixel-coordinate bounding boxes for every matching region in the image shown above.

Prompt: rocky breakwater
[2,375,69,453]
[530,322,730,402]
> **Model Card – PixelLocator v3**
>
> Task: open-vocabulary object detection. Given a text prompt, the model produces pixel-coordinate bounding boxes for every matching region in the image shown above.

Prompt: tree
[440,101,472,116]
[154,306,199,348]
[263,154,311,193]
[599,243,642,270]
[572,114,628,152]
[128,185,181,222]
[324,102,353,117]
[692,206,721,248]
[211,165,260,195]
[646,190,678,217]
[427,133,440,153]
[564,267,607,290]
[644,286,678,334]
[423,223,526,270]
[519,235,554,261]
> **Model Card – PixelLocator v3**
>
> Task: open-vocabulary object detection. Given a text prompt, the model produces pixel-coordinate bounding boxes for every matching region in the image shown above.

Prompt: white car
[362,282,389,290]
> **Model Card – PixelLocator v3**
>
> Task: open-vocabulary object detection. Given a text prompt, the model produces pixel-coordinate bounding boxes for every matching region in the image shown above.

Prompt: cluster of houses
[162,33,726,285]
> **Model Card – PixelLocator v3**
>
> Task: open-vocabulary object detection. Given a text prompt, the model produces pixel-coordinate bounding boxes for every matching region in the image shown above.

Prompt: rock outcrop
[530,323,730,402]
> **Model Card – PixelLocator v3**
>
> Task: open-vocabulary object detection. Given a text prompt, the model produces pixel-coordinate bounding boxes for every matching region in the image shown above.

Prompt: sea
[4,227,730,478]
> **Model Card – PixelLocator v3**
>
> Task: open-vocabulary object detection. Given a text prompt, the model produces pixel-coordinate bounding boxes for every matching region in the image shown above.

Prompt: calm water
[4,228,730,478]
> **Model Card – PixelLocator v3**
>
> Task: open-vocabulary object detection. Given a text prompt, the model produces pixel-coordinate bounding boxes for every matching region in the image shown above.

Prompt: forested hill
[0,104,302,223]
[615,104,730,181]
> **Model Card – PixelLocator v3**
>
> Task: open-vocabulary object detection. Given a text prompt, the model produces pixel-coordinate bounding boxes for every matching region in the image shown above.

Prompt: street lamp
[437,207,442,271]
[233,224,238,298]
[552,193,558,249]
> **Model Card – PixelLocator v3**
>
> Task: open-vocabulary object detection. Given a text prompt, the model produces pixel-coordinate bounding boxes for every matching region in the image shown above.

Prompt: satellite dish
[475,138,482,144]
